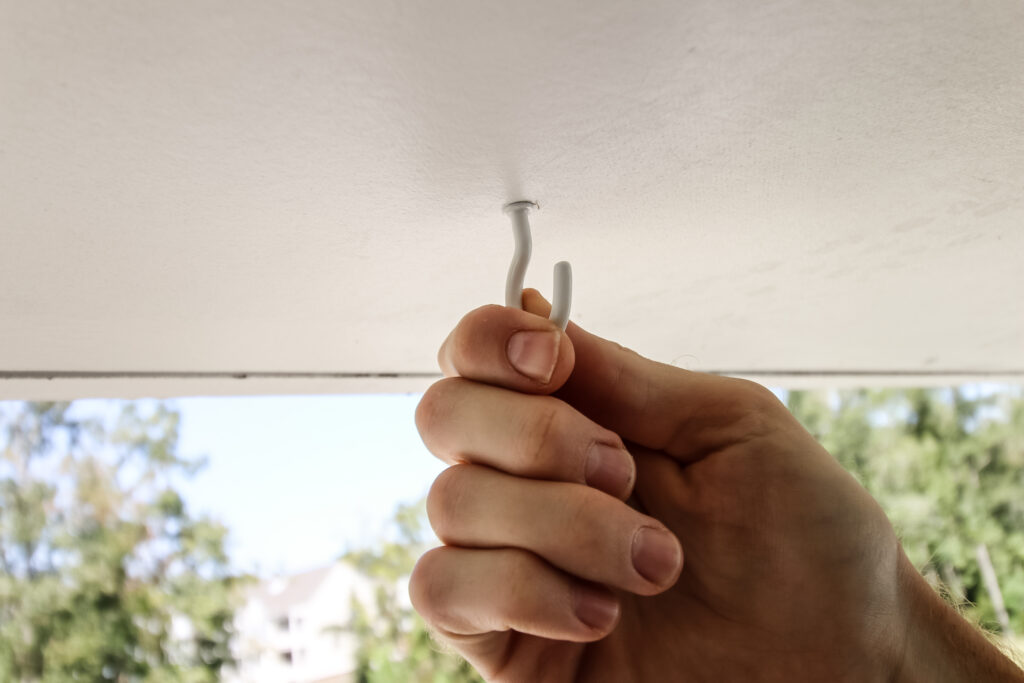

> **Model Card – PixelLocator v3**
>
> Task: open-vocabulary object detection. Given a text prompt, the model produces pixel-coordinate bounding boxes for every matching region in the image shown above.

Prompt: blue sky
[2,388,823,577]
[23,383,1018,579]
[169,393,443,576]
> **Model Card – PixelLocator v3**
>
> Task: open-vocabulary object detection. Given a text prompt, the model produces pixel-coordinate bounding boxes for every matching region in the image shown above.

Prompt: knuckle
[497,550,542,613]
[731,378,785,435]
[517,398,560,472]
[449,305,506,371]
[612,341,642,359]
[732,377,778,409]
[559,488,607,557]
[408,547,451,623]
[414,385,440,440]
[502,548,537,588]
[471,303,509,321]
[426,464,471,541]
[415,377,462,442]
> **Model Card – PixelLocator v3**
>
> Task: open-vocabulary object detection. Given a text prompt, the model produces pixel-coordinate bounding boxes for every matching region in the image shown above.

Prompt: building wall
[225,563,375,683]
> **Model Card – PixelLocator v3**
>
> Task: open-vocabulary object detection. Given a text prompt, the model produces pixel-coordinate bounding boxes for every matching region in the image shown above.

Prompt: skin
[410,290,1024,682]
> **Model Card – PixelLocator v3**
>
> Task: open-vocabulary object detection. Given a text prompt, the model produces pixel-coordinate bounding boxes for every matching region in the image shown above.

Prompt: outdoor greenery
[345,386,1024,679]
[2,387,1020,682]
[342,501,483,683]
[0,402,240,682]
[787,387,1024,637]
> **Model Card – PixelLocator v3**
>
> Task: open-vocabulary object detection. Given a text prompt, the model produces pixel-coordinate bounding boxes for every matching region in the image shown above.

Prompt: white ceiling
[2,0,1022,399]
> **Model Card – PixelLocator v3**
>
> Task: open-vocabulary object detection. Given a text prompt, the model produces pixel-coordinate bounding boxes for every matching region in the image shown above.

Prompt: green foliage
[0,401,241,682]
[786,386,1024,636]
[342,500,484,683]
[344,387,1024,678]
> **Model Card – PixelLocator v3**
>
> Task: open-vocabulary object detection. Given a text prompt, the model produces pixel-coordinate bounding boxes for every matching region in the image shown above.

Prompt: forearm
[894,549,1024,682]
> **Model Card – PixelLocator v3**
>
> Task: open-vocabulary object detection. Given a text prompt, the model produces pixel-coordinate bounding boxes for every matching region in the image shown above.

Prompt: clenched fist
[410,290,1023,683]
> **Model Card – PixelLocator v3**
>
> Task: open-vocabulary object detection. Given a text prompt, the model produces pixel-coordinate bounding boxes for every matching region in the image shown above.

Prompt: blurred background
[2,387,1022,681]
[3,0,1023,680]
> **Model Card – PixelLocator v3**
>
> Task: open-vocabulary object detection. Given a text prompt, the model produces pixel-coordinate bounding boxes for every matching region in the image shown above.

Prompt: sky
[17,383,1019,580]
[63,393,446,578]
[171,394,445,576]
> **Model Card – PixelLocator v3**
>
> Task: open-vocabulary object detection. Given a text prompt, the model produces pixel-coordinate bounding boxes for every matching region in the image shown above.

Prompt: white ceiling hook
[503,201,572,331]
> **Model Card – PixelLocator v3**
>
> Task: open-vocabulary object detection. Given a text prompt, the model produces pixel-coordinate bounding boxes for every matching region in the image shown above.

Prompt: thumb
[521,289,776,463]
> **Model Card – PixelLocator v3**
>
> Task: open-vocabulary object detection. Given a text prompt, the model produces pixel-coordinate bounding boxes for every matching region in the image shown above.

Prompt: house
[226,563,376,683]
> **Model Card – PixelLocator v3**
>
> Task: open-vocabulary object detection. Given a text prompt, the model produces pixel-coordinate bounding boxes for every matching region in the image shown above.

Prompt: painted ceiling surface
[2,0,1022,398]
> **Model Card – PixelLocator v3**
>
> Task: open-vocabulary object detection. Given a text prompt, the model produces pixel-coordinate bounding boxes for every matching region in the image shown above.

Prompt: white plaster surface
[1,0,1022,398]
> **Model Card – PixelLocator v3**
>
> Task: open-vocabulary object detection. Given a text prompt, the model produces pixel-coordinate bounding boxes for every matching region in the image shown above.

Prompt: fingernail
[585,444,634,497]
[506,330,560,383]
[573,585,620,631]
[631,527,682,586]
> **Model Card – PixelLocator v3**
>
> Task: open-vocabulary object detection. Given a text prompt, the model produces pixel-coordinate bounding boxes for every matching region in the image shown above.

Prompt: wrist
[892,547,1023,682]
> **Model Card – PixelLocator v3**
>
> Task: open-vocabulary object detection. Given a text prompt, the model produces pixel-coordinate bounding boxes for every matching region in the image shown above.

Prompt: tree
[0,401,241,682]
[342,500,483,683]
[786,386,1024,638]
[343,386,1024,678]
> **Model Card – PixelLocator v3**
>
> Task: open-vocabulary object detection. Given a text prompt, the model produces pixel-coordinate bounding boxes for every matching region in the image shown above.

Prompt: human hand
[410,290,1017,682]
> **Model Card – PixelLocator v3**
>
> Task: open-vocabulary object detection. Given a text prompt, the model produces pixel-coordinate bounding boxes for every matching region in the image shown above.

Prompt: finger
[410,546,607,681]
[437,304,576,394]
[427,464,683,595]
[521,288,788,463]
[416,378,635,498]
[410,546,620,645]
